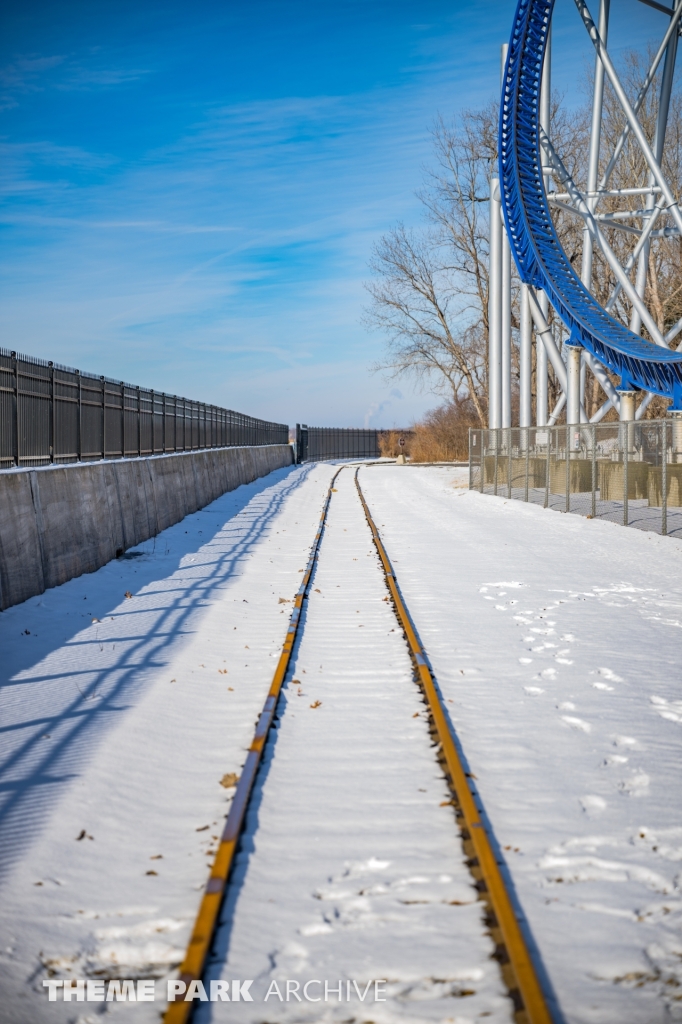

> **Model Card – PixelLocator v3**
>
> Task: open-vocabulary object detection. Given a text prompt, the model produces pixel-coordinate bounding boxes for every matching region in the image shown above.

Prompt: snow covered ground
[0,461,680,1024]
[359,466,682,1024]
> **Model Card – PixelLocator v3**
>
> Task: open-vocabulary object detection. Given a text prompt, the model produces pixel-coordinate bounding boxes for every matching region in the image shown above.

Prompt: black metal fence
[469,420,682,538]
[0,348,289,468]
[295,425,381,463]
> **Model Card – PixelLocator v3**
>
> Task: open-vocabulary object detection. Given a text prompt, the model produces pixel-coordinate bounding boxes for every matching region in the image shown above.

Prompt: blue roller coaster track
[500,0,682,408]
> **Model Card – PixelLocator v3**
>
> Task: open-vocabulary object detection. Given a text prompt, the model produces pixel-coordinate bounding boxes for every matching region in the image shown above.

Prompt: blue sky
[0,0,664,427]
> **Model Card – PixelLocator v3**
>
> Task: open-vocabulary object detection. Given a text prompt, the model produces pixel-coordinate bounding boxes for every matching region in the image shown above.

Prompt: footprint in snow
[580,795,607,818]
[592,667,624,683]
[650,695,682,724]
[561,716,591,733]
[602,754,628,767]
[619,771,650,797]
[612,734,644,751]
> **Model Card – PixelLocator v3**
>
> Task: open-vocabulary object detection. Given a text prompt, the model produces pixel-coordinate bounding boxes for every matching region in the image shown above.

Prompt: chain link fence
[469,420,682,537]
[295,425,381,462]
[0,348,289,468]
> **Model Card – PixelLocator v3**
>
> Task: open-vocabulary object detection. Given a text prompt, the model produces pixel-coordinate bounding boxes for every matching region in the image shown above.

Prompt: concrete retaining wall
[0,444,293,611]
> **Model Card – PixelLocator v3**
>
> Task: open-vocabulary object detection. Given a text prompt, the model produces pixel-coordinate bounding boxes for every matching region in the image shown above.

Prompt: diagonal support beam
[541,128,668,348]
[576,0,682,243]
[597,0,682,190]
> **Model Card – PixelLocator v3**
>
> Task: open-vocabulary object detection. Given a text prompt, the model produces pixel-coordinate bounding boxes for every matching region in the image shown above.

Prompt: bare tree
[363,110,497,427]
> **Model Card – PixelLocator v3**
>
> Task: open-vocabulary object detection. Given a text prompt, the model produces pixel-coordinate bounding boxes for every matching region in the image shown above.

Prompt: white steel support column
[618,389,636,458]
[580,0,609,405]
[536,23,551,428]
[489,178,502,429]
[580,0,609,293]
[536,290,549,426]
[501,217,512,428]
[519,284,532,427]
[618,390,636,423]
[567,345,582,425]
[500,43,512,429]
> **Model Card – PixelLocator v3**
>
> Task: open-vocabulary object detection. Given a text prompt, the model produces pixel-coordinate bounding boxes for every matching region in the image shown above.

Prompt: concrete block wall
[0,444,293,611]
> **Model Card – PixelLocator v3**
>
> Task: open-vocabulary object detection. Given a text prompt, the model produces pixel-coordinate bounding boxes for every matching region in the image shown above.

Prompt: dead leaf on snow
[124,591,132,599]
[220,773,239,789]
[310,700,322,709]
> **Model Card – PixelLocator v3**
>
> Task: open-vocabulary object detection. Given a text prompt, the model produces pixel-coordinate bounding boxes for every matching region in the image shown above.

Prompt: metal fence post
[662,419,668,536]
[503,428,509,499]
[565,423,570,513]
[493,430,499,495]
[524,428,529,501]
[49,361,55,463]
[101,376,106,460]
[12,351,19,467]
[591,424,596,518]
[544,428,551,508]
[137,386,141,457]
[480,431,485,492]
[77,370,82,462]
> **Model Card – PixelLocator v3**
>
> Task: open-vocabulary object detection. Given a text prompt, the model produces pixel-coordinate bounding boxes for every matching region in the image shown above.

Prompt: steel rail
[354,468,553,1024]
[164,466,343,1024]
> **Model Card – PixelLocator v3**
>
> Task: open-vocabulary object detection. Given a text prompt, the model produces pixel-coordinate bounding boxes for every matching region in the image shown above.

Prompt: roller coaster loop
[500,0,682,407]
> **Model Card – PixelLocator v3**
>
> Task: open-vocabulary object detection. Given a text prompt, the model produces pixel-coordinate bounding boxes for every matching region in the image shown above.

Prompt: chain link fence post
[480,430,485,492]
[662,418,668,537]
[565,423,570,514]
[524,428,529,502]
[492,430,497,495]
[591,424,596,518]
[508,428,512,498]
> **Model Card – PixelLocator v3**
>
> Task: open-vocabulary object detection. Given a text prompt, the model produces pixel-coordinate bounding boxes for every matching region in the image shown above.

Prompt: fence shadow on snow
[0,464,312,883]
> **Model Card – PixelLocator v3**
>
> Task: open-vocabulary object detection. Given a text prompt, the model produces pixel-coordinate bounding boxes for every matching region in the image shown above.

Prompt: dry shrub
[378,430,413,457]
[410,402,475,462]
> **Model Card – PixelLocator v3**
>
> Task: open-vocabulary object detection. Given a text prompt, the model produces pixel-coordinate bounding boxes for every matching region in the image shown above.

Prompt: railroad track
[165,465,552,1024]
